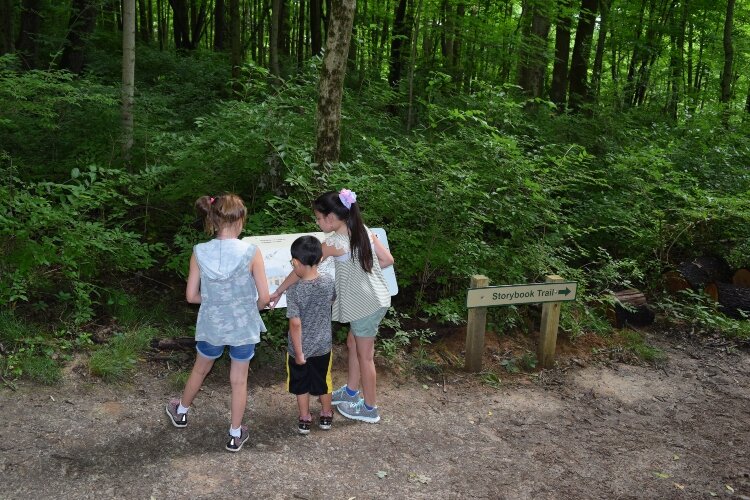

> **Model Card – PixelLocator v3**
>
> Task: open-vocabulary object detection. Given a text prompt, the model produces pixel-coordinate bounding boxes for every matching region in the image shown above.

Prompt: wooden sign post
[465,275,490,373]
[465,275,577,372]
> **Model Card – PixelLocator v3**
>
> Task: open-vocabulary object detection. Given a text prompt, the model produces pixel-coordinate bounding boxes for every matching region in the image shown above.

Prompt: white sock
[229,426,242,438]
[177,402,189,414]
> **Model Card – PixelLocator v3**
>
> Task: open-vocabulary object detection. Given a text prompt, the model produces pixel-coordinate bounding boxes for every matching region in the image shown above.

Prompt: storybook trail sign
[465,275,578,372]
[243,228,397,309]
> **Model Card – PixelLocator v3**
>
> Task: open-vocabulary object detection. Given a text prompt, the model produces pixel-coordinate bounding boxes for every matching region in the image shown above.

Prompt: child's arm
[269,271,300,308]
[372,235,395,268]
[250,248,271,309]
[185,253,201,304]
[289,317,305,364]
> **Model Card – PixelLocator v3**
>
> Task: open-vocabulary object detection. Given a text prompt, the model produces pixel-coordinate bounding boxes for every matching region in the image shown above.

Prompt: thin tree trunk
[310,0,322,55]
[138,0,150,41]
[720,0,735,125]
[315,0,356,166]
[214,0,226,49]
[745,80,750,114]
[517,0,552,99]
[61,0,99,74]
[169,0,191,49]
[591,0,609,101]
[270,0,281,76]
[297,0,305,66]
[0,0,14,55]
[666,0,685,120]
[122,0,135,166]
[407,0,423,131]
[230,0,241,93]
[550,0,573,111]
[387,0,408,87]
[567,0,597,111]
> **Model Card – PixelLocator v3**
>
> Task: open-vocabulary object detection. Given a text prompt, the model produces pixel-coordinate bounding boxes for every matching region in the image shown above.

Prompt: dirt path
[1,335,749,499]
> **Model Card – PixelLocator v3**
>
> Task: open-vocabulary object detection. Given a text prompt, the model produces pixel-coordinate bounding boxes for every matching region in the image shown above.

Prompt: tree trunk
[0,0,13,55]
[297,0,305,66]
[18,0,44,68]
[169,0,191,49]
[567,0,597,111]
[720,0,735,125]
[550,0,573,111]
[590,0,609,101]
[451,2,465,88]
[517,0,552,99]
[745,80,750,114]
[666,0,685,120]
[310,0,322,56]
[138,0,150,41]
[60,0,99,74]
[190,0,208,49]
[270,0,282,76]
[314,0,356,166]
[387,0,408,88]
[230,0,241,93]
[214,0,226,50]
[122,0,135,167]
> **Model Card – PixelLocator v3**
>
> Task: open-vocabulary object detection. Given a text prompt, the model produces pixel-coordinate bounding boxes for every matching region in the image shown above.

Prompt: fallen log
[664,256,732,293]
[732,268,750,288]
[152,337,197,350]
[703,282,750,319]
[606,288,655,328]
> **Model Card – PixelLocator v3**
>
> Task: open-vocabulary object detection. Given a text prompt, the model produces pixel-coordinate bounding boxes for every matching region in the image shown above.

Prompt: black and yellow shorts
[286,351,333,396]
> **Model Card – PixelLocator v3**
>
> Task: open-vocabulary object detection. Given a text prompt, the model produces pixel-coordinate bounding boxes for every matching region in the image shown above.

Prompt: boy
[285,235,337,434]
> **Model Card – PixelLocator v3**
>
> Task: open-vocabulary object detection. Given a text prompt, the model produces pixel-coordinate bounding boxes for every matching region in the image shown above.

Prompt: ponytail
[313,190,374,273]
[194,194,247,236]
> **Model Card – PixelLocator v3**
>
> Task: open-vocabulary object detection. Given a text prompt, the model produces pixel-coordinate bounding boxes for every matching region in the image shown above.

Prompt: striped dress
[325,227,391,323]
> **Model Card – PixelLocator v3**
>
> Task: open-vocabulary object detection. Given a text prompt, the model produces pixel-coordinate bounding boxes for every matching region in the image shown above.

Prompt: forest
[1,0,750,383]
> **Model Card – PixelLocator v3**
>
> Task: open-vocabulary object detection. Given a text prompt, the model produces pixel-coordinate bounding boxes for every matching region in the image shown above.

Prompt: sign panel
[466,281,578,308]
[243,228,397,308]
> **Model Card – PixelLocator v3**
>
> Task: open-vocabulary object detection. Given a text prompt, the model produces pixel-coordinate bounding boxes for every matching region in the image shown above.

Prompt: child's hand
[269,290,283,309]
[294,354,306,365]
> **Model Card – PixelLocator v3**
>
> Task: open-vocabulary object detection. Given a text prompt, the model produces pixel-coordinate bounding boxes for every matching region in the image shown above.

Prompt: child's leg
[296,393,311,419]
[181,354,216,407]
[354,336,377,407]
[345,330,361,390]
[229,359,250,429]
[319,392,333,415]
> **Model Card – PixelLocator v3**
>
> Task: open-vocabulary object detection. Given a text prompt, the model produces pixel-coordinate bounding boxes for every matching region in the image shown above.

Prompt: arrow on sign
[558,287,571,296]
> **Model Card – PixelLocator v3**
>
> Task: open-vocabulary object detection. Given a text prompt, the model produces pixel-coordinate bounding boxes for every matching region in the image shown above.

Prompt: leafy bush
[0,162,169,323]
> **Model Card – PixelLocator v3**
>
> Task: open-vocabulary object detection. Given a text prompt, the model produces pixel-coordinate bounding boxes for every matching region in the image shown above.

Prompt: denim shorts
[196,341,256,362]
[350,307,389,338]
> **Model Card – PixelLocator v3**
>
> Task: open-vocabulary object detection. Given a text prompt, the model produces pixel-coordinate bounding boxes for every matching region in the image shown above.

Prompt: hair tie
[338,188,357,209]
[209,197,216,205]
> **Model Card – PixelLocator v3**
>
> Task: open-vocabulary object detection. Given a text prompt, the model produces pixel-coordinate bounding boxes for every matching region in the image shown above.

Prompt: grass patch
[619,330,665,363]
[17,354,61,384]
[89,325,157,382]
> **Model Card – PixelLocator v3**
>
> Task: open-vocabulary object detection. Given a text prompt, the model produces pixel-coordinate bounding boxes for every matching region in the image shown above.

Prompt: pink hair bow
[338,188,357,209]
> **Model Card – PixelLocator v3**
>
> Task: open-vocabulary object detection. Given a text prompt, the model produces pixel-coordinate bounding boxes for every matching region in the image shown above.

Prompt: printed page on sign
[243,228,397,309]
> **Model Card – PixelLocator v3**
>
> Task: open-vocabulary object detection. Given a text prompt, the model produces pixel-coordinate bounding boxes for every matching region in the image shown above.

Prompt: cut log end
[606,288,655,328]
[732,268,750,288]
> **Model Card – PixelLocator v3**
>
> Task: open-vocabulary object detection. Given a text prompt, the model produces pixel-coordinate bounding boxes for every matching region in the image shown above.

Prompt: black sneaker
[225,426,249,452]
[165,399,188,428]
[319,412,333,430]
[298,417,312,435]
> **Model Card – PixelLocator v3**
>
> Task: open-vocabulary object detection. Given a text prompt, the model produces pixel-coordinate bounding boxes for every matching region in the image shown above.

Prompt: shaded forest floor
[1,329,750,499]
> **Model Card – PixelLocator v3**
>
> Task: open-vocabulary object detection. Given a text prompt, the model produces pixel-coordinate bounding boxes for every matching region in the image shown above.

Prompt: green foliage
[0,160,169,323]
[89,325,157,382]
[377,308,436,362]
[657,290,750,340]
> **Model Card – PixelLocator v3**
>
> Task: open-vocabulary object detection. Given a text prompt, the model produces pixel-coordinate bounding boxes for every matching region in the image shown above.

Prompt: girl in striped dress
[270,189,394,423]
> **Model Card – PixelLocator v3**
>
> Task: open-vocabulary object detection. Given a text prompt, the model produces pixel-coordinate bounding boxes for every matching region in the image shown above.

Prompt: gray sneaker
[165,398,188,428]
[226,425,249,452]
[331,385,361,406]
[336,399,380,423]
